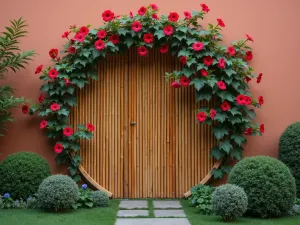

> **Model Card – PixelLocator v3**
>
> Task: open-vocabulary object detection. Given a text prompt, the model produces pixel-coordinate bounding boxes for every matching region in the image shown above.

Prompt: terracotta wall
[0,0,299,175]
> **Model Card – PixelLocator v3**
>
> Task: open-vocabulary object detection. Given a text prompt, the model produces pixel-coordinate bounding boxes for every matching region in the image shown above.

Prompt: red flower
[109,34,120,45]
[38,94,44,103]
[245,51,253,60]
[210,109,217,120]
[62,31,71,38]
[218,58,226,69]
[143,33,154,43]
[35,65,43,74]
[50,103,60,111]
[244,128,253,135]
[245,76,251,83]
[138,6,147,16]
[22,105,29,114]
[102,10,115,22]
[196,112,207,122]
[138,46,148,56]
[200,69,208,77]
[245,96,252,105]
[152,14,159,20]
[79,26,89,35]
[68,46,76,54]
[260,124,264,133]
[192,42,204,51]
[236,94,252,105]
[258,96,264,106]
[49,49,58,59]
[150,4,158,10]
[203,56,214,66]
[74,32,85,42]
[97,30,107,39]
[132,21,142,32]
[227,46,236,56]
[94,39,105,50]
[179,56,187,65]
[171,81,181,88]
[163,25,173,36]
[246,34,254,42]
[54,143,63,154]
[221,101,230,111]
[200,3,210,13]
[217,81,226,90]
[168,12,179,22]
[64,78,71,86]
[217,18,225,27]
[48,68,58,79]
[87,123,95,132]
[40,120,48,129]
[160,45,169,54]
[70,39,75,44]
[180,76,190,87]
[257,73,263,83]
[130,11,133,18]
[184,11,192,19]
[63,127,73,137]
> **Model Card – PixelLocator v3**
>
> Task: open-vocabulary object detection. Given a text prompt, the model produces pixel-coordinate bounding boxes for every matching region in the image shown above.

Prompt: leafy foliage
[91,190,109,207]
[212,184,248,222]
[279,122,300,197]
[228,156,296,218]
[72,186,94,209]
[188,184,215,215]
[0,152,51,199]
[37,175,79,211]
[0,18,35,135]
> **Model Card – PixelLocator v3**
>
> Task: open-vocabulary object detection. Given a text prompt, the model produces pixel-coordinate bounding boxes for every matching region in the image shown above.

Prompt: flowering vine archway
[27,3,264,189]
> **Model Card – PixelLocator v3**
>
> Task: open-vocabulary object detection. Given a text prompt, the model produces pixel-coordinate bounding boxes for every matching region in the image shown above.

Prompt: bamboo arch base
[79,159,223,199]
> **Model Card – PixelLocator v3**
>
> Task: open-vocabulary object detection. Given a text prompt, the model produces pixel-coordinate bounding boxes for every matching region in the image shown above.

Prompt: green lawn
[0,199,119,225]
[180,199,300,225]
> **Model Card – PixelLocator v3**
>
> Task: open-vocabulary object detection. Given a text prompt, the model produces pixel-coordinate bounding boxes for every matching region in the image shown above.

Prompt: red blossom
[130,11,134,18]
[35,65,43,74]
[171,81,181,88]
[258,96,264,106]
[22,105,29,114]
[54,143,63,154]
[74,32,85,42]
[180,76,190,87]
[163,25,173,36]
[203,56,214,66]
[210,109,217,120]
[184,11,192,19]
[131,21,142,32]
[63,127,73,137]
[160,45,169,54]
[196,112,207,122]
[87,123,95,132]
[245,51,253,60]
[244,127,253,135]
[200,69,208,77]
[109,34,120,45]
[152,14,159,20]
[102,10,115,22]
[49,48,58,59]
[38,94,44,103]
[70,39,75,44]
[257,73,263,83]
[138,46,148,56]
[217,18,225,27]
[62,31,71,38]
[40,120,48,129]
[138,6,147,15]
[143,33,154,43]
[97,30,107,39]
[218,58,226,68]
[94,39,105,50]
[217,81,226,90]
[48,68,58,79]
[260,124,264,133]
[68,46,76,54]
[236,94,252,106]
[227,46,236,56]
[50,103,60,111]
[192,42,204,51]
[64,78,71,86]
[79,26,89,35]
[150,4,158,10]
[220,101,230,111]
[179,56,187,65]
[245,76,251,83]
[168,12,179,22]
[246,34,254,42]
[200,3,210,13]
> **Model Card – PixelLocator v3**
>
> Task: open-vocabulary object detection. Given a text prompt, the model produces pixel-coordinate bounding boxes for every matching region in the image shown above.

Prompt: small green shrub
[91,190,109,207]
[229,156,296,218]
[188,184,215,215]
[279,122,300,197]
[0,152,51,199]
[72,184,94,209]
[26,196,38,209]
[38,175,78,211]
[212,184,247,221]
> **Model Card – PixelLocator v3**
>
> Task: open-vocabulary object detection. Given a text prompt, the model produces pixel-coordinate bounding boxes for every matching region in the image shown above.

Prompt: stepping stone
[154,209,186,217]
[153,200,182,209]
[117,210,149,217]
[119,200,148,209]
[115,218,190,225]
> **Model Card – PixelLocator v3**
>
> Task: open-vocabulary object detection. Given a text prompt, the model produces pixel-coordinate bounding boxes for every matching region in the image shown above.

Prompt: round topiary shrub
[38,175,79,211]
[91,190,109,207]
[279,122,300,197]
[0,152,51,199]
[212,184,248,222]
[228,156,296,218]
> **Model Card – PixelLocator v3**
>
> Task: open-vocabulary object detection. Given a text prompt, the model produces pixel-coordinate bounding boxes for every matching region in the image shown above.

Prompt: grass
[180,199,300,225]
[0,199,119,225]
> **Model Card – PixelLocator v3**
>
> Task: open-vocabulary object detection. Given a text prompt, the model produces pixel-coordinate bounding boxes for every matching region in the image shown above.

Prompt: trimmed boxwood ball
[91,190,109,207]
[0,152,51,199]
[279,122,300,197]
[38,175,79,211]
[229,156,296,218]
[212,184,248,222]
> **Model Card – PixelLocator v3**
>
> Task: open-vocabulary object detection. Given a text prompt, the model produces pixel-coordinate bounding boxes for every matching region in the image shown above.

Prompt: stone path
[115,200,190,225]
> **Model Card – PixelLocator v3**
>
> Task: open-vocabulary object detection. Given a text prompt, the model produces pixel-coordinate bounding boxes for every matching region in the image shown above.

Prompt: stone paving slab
[119,200,148,209]
[154,209,186,217]
[153,200,182,209]
[117,210,149,217]
[115,218,190,225]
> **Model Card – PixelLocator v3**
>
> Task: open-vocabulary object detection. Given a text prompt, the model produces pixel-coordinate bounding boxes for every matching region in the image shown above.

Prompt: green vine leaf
[219,140,232,153]
[190,78,205,91]
[213,127,229,140]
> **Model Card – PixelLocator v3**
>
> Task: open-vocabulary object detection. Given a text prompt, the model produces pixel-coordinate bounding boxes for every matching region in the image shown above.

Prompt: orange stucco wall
[0,0,299,175]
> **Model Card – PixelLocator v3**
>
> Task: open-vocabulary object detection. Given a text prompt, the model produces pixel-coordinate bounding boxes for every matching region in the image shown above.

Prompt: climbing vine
[26,3,264,181]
